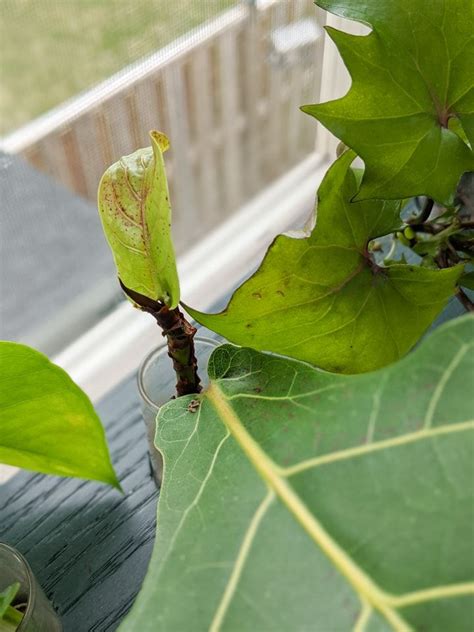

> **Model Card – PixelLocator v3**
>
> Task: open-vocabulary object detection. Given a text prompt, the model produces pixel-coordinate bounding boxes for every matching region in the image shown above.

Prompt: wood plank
[103,95,136,164]
[256,5,272,184]
[74,109,109,200]
[22,146,46,173]
[36,132,73,193]
[287,0,313,165]
[96,107,114,170]
[240,6,261,197]
[60,127,89,198]
[125,89,142,150]
[217,27,242,213]
[133,75,163,147]
[264,1,288,182]
[163,63,196,242]
[189,45,221,223]
[302,4,328,156]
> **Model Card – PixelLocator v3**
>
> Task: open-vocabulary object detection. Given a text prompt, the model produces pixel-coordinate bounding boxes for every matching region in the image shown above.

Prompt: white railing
[1,0,330,252]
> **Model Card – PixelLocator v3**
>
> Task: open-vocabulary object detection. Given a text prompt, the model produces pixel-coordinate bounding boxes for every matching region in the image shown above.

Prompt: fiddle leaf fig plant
[98,130,200,396]
[0,342,119,488]
[98,130,179,307]
[94,0,474,630]
[120,315,474,631]
[301,0,474,205]
[188,151,463,372]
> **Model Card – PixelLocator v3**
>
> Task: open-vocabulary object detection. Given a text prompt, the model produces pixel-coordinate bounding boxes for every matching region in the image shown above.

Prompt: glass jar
[0,543,62,632]
[137,337,219,485]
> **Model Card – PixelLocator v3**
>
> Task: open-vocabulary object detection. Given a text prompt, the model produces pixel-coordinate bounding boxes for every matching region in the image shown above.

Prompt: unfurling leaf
[120,315,474,632]
[188,152,463,374]
[302,0,474,205]
[0,342,120,488]
[98,130,180,308]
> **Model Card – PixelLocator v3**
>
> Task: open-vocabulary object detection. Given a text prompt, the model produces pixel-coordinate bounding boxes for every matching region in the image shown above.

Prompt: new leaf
[121,316,474,631]
[188,152,462,373]
[98,130,180,307]
[0,342,119,487]
[303,0,474,204]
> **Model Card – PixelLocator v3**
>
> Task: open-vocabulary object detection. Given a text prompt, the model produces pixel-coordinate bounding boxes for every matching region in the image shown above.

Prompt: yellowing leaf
[98,131,179,307]
[303,0,474,205]
[188,152,463,373]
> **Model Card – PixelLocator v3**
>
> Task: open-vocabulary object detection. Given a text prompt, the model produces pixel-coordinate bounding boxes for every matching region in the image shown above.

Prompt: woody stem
[119,281,201,397]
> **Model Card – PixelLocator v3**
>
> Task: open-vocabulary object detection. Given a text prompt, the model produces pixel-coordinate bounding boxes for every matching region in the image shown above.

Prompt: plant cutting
[0,543,62,632]
[95,0,473,629]
[97,129,215,480]
[98,130,201,397]
[0,583,22,631]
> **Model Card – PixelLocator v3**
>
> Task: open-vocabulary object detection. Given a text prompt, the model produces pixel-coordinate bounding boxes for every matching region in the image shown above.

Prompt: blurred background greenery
[0,0,234,135]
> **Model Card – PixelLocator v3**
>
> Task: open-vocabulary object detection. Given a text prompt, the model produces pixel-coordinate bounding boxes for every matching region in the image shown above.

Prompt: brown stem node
[119,279,202,397]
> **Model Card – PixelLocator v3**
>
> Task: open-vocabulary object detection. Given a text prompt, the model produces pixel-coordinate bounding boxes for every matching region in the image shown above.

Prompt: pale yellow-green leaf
[98,130,179,307]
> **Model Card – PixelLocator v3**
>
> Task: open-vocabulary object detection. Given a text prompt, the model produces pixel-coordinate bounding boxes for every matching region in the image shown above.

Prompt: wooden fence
[1,0,329,251]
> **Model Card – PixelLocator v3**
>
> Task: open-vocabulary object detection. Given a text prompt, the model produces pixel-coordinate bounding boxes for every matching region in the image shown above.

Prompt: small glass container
[0,543,62,632]
[137,337,219,485]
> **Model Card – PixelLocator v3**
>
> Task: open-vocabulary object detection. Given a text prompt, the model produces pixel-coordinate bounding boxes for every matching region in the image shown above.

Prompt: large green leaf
[0,342,119,487]
[98,130,180,307]
[121,315,474,631]
[302,0,474,205]
[188,152,463,373]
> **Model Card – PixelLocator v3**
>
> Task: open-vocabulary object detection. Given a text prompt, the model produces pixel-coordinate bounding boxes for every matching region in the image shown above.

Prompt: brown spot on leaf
[187,399,200,413]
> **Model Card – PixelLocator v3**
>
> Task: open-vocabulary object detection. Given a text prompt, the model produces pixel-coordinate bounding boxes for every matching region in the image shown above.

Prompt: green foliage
[98,130,180,308]
[0,583,22,632]
[0,583,22,631]
[189,152,463,373]
[91,2,474,628]
[120,316,474,631]
[0,342,119,488]
[302,0,474,205]
[0,584,19,618]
